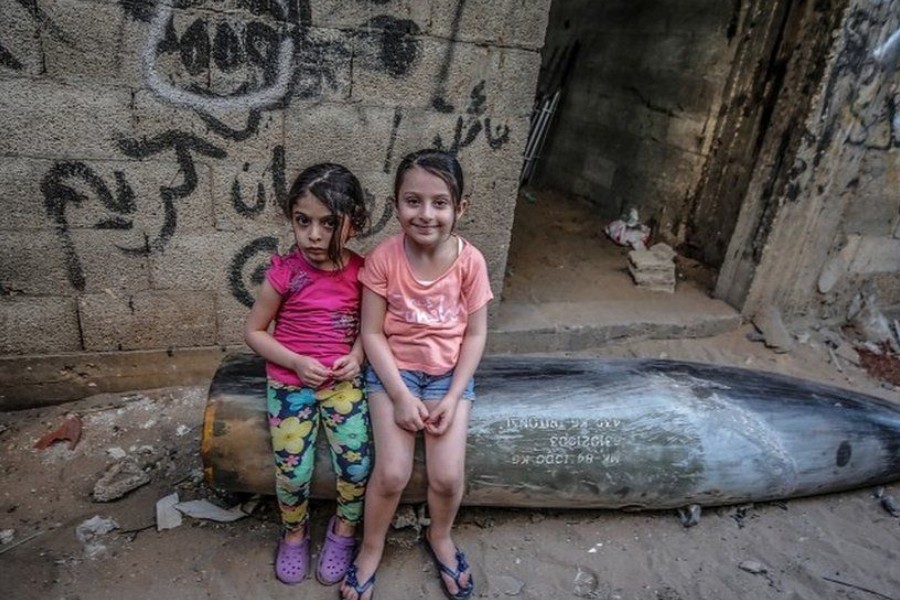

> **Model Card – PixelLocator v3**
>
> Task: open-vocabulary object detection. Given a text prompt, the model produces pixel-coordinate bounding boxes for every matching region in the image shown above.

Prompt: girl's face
[290,193,352,269]
[395,166,466,251]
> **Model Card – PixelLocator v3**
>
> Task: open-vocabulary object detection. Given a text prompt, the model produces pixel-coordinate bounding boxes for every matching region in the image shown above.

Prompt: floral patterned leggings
[267,379,372,532]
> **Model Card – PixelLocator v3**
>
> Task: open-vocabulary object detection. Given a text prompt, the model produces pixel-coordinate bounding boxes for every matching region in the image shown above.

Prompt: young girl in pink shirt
[341,150,492,600]
[244,163,372,587]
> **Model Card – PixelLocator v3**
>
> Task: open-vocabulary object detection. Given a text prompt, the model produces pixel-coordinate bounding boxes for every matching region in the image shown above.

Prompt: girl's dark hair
[284,163,369,268]
[393,149,465,211]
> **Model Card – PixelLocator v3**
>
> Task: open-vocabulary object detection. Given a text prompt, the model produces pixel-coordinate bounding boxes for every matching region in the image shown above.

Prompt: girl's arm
[425,304,488,436]
[244,279,330,388]
[360,287,429,431]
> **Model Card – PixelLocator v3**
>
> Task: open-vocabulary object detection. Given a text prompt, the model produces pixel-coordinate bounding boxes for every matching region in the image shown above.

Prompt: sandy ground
[2,190,899,600]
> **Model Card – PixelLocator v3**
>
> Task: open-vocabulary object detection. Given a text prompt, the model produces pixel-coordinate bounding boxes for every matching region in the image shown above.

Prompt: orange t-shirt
[359,234,493,375]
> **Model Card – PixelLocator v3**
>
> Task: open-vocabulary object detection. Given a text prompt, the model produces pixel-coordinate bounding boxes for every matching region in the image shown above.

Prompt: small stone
[106,447,127,460]
[0,529,15,544]
[738,560,768,574]
[752,304,794,353]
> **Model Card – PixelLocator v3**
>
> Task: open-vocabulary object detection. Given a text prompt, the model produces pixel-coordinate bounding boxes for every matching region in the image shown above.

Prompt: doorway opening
[497,0,845,349]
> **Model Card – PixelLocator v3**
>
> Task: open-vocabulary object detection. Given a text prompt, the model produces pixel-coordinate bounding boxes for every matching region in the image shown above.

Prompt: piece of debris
[0,529,14,545]
[573,566,600,598]
[678,504,701,528]
[174,499,248,522]
[106,447,127,460]
[92,459,151,502]
[628,243,677,293]
[156,493,183,531]
[881,493,900,517]
[834,343,861,367]
[0,423,8,436]
[738,560,768,575]
[34,414,82,451]
[751,304,795,353]
[175,425,191,437]
[605,208,650,250]
[848,289,898,351]
[75,515,119,560]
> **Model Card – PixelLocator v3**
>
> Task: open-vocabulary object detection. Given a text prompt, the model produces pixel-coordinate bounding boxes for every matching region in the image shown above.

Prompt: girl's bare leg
[423,400,472,596]
[340,391,415,600]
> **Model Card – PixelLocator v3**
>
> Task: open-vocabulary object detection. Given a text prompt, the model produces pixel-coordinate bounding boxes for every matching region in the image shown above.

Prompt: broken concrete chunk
[92,459,151,502]
[848,290,897,350]
[751,304,794,353]
[627,243,676,293]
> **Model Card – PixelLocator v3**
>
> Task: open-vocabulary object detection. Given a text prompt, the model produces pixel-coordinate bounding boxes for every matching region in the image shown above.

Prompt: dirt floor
[2,190,899,600]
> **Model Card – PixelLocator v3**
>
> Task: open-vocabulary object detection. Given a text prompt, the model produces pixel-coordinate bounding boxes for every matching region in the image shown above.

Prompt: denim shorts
[365,365,475,401]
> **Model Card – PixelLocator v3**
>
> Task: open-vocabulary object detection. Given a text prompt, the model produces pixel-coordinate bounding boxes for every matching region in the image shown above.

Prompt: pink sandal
[275,533,310,585]
[316,516,358,585]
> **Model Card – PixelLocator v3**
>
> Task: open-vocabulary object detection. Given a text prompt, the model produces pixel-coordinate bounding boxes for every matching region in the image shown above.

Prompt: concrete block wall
[729,0,900,323]
[0,0,549,385]
[533,0,739,223]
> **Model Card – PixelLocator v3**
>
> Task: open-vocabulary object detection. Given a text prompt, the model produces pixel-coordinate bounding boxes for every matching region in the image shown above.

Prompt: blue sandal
[341,563,375,600]
[423,532,474,600]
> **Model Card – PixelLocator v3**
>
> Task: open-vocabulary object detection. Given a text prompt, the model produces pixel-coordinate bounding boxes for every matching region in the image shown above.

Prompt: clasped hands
[394,394,457,436]
[292,353,361,388]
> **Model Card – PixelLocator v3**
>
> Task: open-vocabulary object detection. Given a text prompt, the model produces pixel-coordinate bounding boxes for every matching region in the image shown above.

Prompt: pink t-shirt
[266,249,364,386]
[360,233,493,375]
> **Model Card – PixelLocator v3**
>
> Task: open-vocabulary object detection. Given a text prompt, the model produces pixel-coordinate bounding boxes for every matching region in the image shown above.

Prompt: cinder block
[40,0,126,84]
[0,79,133,160]
[310,0,429,30]
[0,0,43,75]
[485,48,542,118]
[351,37,490,112]
[290,27,352,102]
[283,102,397,178]
[0,158,61,230]
[37,158,214,234]
[0,230,74,295]
[79,290,216,351]
[0,296,81,355]
[428,0,552,50]
[150,232,277,292]
[211,158,289,233]
[130,89,285,163]
[455,114,530,183]
[135,3,300,104]
[458,176,518,237]
[63,229,153,292]
[216,290,250,346]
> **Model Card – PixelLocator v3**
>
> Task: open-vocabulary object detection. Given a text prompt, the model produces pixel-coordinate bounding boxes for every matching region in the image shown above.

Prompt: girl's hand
[292,355,330,388]
[394,396,429,432]
[424,396,457,436]
[331,354,361,381]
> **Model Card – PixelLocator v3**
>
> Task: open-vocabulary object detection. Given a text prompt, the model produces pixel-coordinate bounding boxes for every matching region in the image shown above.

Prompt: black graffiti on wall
[36,0,513,307]
[1,0,75,72]
[433,81,511,154]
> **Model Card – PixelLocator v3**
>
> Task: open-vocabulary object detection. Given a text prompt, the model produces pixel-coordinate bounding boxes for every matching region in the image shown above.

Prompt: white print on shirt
[391,293,463,325]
